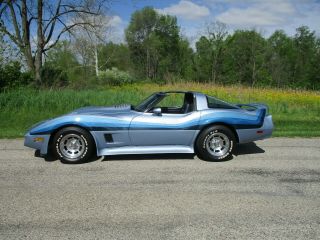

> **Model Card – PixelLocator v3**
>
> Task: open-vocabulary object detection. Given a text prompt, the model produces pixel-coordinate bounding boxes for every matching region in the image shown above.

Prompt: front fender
[29,115,131,135]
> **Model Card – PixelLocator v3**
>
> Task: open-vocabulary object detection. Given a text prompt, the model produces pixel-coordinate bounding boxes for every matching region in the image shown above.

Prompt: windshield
[134,93,165,112]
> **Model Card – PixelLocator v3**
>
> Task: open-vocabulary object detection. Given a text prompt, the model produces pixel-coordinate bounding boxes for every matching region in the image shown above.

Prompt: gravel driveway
[0,138,320,239]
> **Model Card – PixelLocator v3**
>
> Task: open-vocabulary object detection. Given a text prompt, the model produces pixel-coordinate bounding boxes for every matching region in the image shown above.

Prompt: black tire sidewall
[52,127,94,164]
[196,126,235,161]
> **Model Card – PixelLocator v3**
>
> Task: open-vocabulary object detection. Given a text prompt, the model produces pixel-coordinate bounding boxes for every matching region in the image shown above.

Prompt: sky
[108,0,320,43]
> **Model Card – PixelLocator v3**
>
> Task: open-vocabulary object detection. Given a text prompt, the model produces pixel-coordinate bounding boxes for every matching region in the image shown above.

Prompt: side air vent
[104,134,114,143]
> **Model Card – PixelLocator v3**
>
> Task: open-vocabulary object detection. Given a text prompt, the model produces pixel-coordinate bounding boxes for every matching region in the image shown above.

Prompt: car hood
[28,104,138,135]
[69,104,133,116]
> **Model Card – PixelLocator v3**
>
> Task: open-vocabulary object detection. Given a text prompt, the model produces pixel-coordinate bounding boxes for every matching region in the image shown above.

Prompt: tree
[0,32,6,65]
[0,61,33,91]
[293,26,318,88]
[0,0,108,85]
[195,36,211,82]
[310,38,320,90]
[98,42,131,72]
[71,14,115,76]
[266,30,294,88]
[44,40,79,85]
[125,7,181,80]
[205,21,228,84]
[177,38,195,81]
[72,36,95,81]
[0,31,20,65]
[224,30,267,87]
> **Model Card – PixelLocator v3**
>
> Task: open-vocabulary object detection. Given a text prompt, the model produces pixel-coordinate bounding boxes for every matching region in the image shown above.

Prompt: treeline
[1,7,320,90]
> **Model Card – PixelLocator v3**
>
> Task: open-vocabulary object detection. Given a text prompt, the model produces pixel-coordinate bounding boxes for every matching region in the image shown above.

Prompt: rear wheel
[52,127,95,164]
[196,125,235,161]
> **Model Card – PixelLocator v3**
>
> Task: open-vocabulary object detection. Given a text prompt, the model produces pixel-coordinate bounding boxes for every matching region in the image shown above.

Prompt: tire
[196,125,235,161]
[52,127,95,164]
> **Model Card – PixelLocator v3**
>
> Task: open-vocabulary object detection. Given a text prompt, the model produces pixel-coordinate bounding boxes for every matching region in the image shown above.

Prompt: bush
[0,61,33,91]
[40,65,69,87]
[98,68,134,86]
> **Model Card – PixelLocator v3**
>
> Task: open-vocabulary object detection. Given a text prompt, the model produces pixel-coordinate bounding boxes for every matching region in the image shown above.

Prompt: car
[24,91,273,163]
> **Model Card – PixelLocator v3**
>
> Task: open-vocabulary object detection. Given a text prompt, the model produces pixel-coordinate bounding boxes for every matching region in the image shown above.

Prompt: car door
[129,111,200,146]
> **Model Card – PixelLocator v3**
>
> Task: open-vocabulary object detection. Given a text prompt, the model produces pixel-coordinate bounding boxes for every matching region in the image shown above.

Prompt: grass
[0,83,319,138]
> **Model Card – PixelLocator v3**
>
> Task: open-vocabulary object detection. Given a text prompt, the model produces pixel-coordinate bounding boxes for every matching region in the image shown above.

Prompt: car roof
[157,91,202,95]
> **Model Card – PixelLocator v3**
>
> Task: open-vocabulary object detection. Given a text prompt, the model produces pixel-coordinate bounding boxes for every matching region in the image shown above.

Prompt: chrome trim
[59,134,85,160]
[206,132,230,157]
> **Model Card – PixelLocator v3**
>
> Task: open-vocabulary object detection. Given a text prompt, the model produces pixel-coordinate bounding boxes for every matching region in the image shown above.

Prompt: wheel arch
[48,124,98,155]
[196,122,239,145]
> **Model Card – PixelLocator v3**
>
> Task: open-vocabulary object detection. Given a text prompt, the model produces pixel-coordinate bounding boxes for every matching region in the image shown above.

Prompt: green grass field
[1,83,319,138]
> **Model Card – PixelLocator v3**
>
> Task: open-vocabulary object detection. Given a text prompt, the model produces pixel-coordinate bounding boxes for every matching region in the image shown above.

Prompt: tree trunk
[23,48,35,72]
[211,58,217,84]
[211,60,214,84]
[21,0,35,74]
[146,48,150,78]
[252,59,256,87]
[35,0,44,85]
[95,45,99,76]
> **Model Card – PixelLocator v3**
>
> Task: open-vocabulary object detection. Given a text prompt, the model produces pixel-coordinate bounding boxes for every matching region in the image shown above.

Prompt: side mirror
[153,107,162,116]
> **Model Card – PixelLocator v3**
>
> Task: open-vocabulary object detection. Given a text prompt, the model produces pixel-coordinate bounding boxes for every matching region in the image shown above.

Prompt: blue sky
[108,0,320,43]
[2,0,319,49]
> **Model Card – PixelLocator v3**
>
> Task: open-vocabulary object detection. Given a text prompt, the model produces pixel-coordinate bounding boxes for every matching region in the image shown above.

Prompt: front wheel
[196,125,235,161]
[52,127,95,164]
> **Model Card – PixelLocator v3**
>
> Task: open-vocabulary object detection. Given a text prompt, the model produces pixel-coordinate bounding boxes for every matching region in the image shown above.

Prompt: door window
[150,93,194,114]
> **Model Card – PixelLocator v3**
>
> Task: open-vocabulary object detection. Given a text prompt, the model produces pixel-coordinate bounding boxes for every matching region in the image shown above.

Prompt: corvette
[24,91,273,163]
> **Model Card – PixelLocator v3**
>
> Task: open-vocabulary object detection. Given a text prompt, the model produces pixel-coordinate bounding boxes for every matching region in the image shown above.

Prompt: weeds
[0,83,319,138]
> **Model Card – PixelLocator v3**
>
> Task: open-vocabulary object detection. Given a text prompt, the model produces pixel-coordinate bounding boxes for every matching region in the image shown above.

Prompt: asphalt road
[0,138,320,240]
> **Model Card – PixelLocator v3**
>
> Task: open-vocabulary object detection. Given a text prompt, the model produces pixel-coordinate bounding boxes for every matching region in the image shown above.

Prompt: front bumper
[24,133,51,155]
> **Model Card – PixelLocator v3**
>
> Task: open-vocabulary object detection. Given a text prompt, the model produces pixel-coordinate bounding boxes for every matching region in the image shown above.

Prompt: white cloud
[216,0,296,27]
[156,0,210,20]
[108,15,122,27]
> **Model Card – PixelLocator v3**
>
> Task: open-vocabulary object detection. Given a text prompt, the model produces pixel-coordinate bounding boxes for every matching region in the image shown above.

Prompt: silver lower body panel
[97,145,194,156]
[24,133,51,155]
[236,115,274,144]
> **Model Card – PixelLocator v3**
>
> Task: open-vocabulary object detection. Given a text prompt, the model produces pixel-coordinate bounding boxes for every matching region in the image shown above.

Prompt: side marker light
[33,137,44,142]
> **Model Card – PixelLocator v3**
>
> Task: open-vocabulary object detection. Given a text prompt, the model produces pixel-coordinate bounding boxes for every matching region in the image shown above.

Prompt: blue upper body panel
[199,108,266,130]
[29,103,266,135]
[29,105,140,135]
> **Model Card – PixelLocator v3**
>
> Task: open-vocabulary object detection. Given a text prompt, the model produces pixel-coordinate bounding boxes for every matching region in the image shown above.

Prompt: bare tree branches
[0,0,111,83]
[8,2,23,44]
[45,22,95,51]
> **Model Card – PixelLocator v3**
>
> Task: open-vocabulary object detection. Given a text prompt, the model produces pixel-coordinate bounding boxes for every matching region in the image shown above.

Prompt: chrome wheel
[59,134,85,160]
[206,132,230,157]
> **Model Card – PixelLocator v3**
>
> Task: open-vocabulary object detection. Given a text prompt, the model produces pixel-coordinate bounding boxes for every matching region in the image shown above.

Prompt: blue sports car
[24,91,273,163]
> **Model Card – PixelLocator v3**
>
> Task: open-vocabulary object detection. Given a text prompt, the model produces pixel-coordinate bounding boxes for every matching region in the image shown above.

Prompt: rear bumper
[24,133,51,155]
[236,115,274,144]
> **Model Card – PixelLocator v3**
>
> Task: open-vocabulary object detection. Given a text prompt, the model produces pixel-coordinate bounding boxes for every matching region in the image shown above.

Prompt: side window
[156,93,184,108]
[207,96,237,109]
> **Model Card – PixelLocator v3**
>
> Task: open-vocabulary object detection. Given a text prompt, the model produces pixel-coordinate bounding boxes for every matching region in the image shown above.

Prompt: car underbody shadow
[35,150,102,164]
[233,142,265,156]
[102,153,196,161]
[36,143,264,164]
[34,150,58,162]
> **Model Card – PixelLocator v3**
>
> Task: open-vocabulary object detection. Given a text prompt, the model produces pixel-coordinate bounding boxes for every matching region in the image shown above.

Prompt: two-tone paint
[24,92,273,156]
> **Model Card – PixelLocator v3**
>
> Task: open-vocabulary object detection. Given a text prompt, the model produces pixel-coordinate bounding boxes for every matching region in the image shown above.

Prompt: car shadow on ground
[38,142,265,163]
[103,142,265,162]
[233,142,265,156]
[102,153,196,161]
